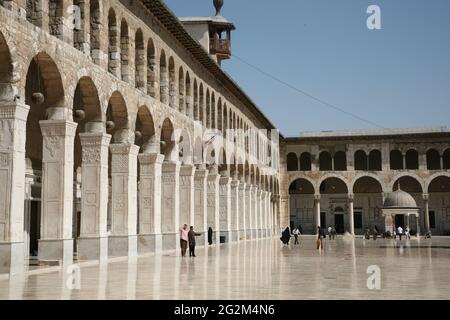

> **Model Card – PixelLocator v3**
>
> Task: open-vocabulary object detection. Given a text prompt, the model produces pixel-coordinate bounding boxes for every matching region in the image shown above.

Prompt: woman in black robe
[280,227,291,245]
[208,227,213,245]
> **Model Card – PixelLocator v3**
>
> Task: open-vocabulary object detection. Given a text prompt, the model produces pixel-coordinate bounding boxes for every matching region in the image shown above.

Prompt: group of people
[179,225,216,258]
[393,225,411,240]
[280,225,336,250]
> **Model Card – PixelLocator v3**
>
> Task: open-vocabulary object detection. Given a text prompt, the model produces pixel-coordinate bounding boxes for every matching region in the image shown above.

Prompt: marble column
[251,186,258,239]
[194,167,208,246]
[137,153,164,254]
[219,175,232,243]
[161,161,181,251]
[230,179,240,242]
[348,194,355,236]
[256,188,262,238]
[207,168,220,244]
[279,195,289,230]
[0,102,29,274]
[238,182,247,240]
[179,165,196,227]
[314,195,321,234]
[423,194,430,235]
[78,131,111,261]
[245,185,252,240]
[38,119,77,265]
[108,143,139,257]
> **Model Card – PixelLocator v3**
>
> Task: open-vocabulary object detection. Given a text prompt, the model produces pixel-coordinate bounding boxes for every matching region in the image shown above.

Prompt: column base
[38,239,73,266]
[138,234,156,255]
[162,233,177,251]
[77,237,108,261]
[0,242,25,275]
[108,235,137,258]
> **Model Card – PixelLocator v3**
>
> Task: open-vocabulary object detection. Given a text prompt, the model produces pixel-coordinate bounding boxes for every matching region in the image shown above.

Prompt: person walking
[179,224,189,257]
[328,226,332,240]
[316,226,324,250]
[280,227,291,245]
[397,225,404,241]
[405,225,411,240]
[293,228,300,245]
[207,227,213,246]
[331,226,336,240]
[188,226,202,257]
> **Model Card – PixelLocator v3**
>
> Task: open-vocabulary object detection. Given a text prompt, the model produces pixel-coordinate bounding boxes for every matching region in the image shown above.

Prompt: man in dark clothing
[208,227,213,245]
[188,226,202,257]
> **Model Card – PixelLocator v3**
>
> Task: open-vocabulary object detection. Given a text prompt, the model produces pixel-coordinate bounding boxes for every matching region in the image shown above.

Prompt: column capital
[194,168,209,179]
[239,182,247,191]
[0,102,29,121]
[423,193,429,201]
[138,153,165,165]
[231,179,240,188]
[39,119,78,137]
[219,176,232,185]
[180,164,196,176]
[162,160,181,173]
[314,194,321,202]
[110,143,140,156]
[348,194,354,201]
[79,132,112,147]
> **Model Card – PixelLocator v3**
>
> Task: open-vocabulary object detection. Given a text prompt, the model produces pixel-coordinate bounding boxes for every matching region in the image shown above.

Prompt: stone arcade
[0,0,282,275]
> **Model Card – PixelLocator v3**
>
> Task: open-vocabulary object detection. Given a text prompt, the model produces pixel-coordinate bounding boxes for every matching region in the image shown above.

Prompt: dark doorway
[395,215,405,229]
[29,201,41,257]
[335,214,345,234]
[320,212,327,228]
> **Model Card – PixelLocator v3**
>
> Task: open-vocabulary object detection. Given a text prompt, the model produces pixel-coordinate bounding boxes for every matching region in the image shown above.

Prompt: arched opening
[106,91,129,143]
[427,176,450,234]
[368,150,382,171]
[405,149,419,170]
[390,150,403,170]
[0,31,14,102]
[427,149,441,170]
[299,152,312,171]
[217,98,223,132]
[108,9,119,76]
[147,39,156,97]
[120,20,130,83]
[48,0,64,39]
[26,1,44,27]
[206,90,211,128]
[135,106,156,154]
[444,149,450,170]
[428,176,450,193]
[393,176,422,193]
[24,53,65,257]
[355,150,368,171]
[320,177,348,233]
[185,72,191,117]
[223,106,228,137]
[160,118,176,162]
[89,0,101,65]
[135,29,145,91]
[199,83,204,124]
[159,50,168,104]
[168,57,176,108]
[319,151,332,171]
[334,151,347,171]
[320,177,348,194]
[178,66,184,113]
[211,93,216,129]
[286,153,298,172]
[353,176,383,194]
[193,80,199,121]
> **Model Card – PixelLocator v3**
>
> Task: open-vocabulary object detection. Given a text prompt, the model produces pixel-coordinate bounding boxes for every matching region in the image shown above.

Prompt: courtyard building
[281,128,450,236]
[0,0,281,275]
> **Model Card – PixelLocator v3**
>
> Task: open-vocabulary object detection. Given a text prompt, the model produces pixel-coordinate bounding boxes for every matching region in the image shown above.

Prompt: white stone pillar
[207,169,220,244]
[0,102,29,275]
[108,143,139,257]
[230,179,240,242]
[137,153,164,254]
[256,188,262,238]
[238,182,247,240]
[179,165,196,227]
[423,194,430,235]
[314,194,321,234]
[245,184,252,239]
[39,120,77,265]
[219,176,232,243]
[161,161,181,251]
[194,167,208,246]
[78,132,111,261]
[348,194,355,236]
[251,186,257,238]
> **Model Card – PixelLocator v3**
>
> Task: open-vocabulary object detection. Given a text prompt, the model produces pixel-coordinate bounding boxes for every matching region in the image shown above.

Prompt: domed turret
[383,189,418,208]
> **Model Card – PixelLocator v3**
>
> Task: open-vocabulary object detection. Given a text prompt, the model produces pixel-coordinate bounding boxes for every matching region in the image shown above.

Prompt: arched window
[147,39,156,97]
[299,153,312,171]
[390,150,403,170]
[427,149,441,170]
[49,0,64,39]
[135,29,145,91]
[319,151,332,171]
[120,20,130,83]
[90,0,101,65]
[354,150,368,171]
[159,50,168,104]
[108,9,119,76]
[368,150,382,171]
[334,151,347,171]
[405,149,419,170]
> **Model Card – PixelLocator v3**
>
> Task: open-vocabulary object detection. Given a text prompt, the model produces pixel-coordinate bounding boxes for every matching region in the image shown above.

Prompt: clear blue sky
[165,0,450,137]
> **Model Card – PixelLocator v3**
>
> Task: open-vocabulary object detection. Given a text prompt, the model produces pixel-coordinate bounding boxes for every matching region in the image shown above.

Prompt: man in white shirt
[397,226,404,241]
[293,228,300,245]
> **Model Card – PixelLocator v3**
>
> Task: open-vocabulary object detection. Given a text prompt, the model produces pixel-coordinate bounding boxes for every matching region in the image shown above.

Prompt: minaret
[179,0,236,66]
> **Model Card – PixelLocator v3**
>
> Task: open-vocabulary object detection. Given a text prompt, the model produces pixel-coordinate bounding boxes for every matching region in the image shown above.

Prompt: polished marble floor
[1,236,450,300]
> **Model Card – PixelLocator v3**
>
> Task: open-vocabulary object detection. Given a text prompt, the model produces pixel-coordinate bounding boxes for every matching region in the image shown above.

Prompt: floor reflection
[2,237,450,300]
